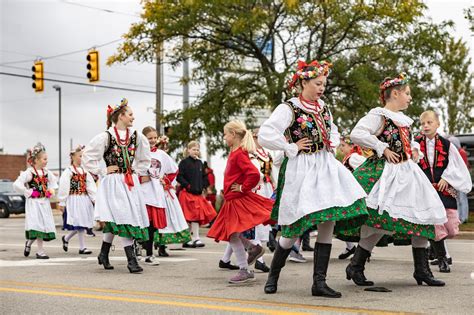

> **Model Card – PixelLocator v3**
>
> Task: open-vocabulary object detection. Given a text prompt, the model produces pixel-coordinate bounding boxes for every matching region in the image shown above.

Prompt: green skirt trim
[25,230,56,241]
[154,230,191,245]
[103,222,149,241]
[281,199,368,238]
[273,157,368,238]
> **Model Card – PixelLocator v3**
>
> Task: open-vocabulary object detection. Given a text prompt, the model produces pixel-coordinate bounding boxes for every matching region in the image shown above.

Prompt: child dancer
[416,110,471,272]
[140,126,168,265]
[82,98,151,273]
[337,135,367,260]
[259,60,368,298]
[178,141,216,247]
[58,145,96,255]
[346,74,447,287]
[14,143,58,259]
[208,120,273,284]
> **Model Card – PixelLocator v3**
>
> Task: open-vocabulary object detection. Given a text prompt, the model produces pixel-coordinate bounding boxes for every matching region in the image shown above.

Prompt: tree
[109,0,473,153]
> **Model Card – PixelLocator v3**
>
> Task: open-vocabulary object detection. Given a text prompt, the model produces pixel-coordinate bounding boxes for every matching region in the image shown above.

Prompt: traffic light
[31,61,44,92]
[86,50,99,82]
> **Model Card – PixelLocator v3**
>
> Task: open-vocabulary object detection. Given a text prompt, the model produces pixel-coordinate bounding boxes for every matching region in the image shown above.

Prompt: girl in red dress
[207,120,273,284]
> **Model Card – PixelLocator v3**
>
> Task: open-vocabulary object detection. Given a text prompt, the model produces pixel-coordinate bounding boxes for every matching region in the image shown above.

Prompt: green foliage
[109,0,473,153]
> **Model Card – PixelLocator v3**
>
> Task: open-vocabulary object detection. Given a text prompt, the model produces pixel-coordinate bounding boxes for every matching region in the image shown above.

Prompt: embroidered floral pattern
[103,131,137,173]
[28,172,51,198]
[103,222,149,241]
[376,117,412,161]
[70,172,87,195]
[154,230,191,245]
[25,230,56,241]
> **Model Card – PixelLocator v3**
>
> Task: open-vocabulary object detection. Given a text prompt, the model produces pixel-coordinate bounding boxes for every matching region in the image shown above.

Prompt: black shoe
[431,257,452,266]
[267,229,278,253]
[264,243,292,294]
[431,240,450,273]
[79,248,92,255]
[301,230,314,251]
[219,260,239,270]
[338,246,356,260]
[158,245,169,257]
[24,241,31,257]
[124,245,143,273]
[61,235,68,252]
[183,241,197,248]
[437,256,451,273]
[255,260,270,273]
[36,253,49,259]
[412,247,445,286]
[193,240,205,248]
[345,246,374,286]
[312,243,341,298]
[97,241,114,270]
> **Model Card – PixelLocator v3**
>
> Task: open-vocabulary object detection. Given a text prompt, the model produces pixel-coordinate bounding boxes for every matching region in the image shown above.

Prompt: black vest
[69,168,88,195]
[27,171,48,198]
[373,116,412,162]
[415,134,456,209]
[284,100,332,154]
[103,130,137,173]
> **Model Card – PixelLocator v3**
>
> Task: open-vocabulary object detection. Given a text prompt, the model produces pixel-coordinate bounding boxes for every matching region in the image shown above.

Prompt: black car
[0,179,26,218]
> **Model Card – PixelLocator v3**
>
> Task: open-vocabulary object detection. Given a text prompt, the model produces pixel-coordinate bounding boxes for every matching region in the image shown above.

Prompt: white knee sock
[77,230,85,250]
[191,222,200,241]
[257,256,265,263]
[238,234,253,249]
[411,236,429,248]
[221,243,233,263]
[27,239,35,247]
[359,234,384,252]
[36,239,44,255]
[103,232,114,244]
[444,242,451,258]
[278,237,297,250]
[229,234,248,270]
[120,236,134,247]
[316,221,335,244]
[65,230,78,242]
[346,242,355,250]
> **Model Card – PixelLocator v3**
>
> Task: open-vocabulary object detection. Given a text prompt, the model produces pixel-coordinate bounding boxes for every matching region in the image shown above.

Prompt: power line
[0,71,197,98]
[60,0,141,17]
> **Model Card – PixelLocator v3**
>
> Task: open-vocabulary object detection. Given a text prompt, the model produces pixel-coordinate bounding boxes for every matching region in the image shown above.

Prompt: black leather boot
[264,243,292,294]
[345,246,374,286]
[267,228,278,253]
[301,230,314,251]
[124,245,143,273]
[412,247,445,286]
[158,245,169,257]
[427,240,436,261]
[97,241,114,270]
[312,243,341,298]
[431,240,450,273]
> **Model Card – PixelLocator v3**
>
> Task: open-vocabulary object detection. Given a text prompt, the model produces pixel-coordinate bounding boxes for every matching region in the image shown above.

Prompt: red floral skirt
[207,192,274,242]
[146,205,167,229]
[179,190,216,225]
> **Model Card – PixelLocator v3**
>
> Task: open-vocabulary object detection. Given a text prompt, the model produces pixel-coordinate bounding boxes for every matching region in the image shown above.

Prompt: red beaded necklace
[32,165,47,192]
[114,126,130,146]
[298,95,321,111]
[256,148,268,158]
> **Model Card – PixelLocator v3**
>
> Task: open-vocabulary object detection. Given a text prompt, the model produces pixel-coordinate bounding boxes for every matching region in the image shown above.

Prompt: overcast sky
[1,0,472,189]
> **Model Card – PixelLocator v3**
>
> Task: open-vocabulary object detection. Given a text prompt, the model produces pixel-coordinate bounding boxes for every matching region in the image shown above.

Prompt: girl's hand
[411,149,419,162]
[383,148,400,163]
[230,183,242,192]
[106,165,119,174]
[296,138,312,151]
[437,179,449,192]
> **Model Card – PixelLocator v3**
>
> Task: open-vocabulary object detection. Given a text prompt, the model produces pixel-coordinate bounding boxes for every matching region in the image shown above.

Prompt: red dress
[207,147,274,242]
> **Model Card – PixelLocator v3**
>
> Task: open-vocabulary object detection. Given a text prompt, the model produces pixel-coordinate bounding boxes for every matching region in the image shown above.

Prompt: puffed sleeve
[441,144,472,193]
[351,113,388,158]
[239,151,261,193]
[133,133,151,176]
[330,120,341,149]
[58,169,72,206]
[86,172,97,203]
[13,169,33,198]
[258,104,299,159]
[83,132,108,176]
[47,170,58,190]
[349,153,367,170]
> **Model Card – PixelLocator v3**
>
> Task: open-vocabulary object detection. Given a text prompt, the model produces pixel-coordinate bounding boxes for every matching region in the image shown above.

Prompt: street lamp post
[53,85,62,176]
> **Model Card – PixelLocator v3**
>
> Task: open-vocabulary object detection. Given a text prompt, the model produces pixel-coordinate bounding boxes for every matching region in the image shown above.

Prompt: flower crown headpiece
[288,60,333,90]
[27,142,46,164]
[70,145,85,156]
[379,73,409,104]
[107,98,128,116]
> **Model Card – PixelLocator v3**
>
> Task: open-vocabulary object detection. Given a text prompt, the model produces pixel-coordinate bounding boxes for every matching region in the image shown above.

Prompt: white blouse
[82,127,151,177]
[57,166,97,206]
[13,167,58,198]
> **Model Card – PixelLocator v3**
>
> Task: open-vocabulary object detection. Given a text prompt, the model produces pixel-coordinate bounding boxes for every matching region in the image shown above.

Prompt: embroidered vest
[70,169,88,195]
[255,152,273,184]
[27,172,48,198]
[284,101,332,154]
[375,117,412,162]
[342,155,354,172]
[103,130,137,173]
[415,134,456,208]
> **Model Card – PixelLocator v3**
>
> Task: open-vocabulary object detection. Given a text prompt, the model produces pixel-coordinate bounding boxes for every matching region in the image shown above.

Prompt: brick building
[0,154,27,180]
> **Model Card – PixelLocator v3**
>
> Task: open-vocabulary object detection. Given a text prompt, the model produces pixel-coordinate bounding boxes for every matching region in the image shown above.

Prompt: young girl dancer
[208,120,273,284]
[178,141,216,247]
[416,110,471,272]
[82,98,151,273]
[258,60,368,298]
[346,74,447,287]
[58,145,97,255]
[14,143,58,259]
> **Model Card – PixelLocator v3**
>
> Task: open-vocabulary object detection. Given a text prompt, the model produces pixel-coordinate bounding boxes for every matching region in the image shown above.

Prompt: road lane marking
[0,281,414,315]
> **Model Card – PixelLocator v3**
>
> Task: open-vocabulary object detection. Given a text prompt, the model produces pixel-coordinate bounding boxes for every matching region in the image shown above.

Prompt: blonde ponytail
[224,120,255,153]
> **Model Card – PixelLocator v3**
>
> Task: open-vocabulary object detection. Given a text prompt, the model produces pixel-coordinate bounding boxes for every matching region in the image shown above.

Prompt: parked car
[456,134,474,211]
[0,179,25,218]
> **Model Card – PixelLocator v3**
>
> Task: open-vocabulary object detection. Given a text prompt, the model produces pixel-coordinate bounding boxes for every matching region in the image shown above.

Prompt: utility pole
[155,42,164,133]
[53,85,62,176]
[183,38,190,110]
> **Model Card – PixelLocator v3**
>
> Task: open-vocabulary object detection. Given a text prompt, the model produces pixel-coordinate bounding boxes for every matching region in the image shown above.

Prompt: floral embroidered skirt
[103,222,149,241]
